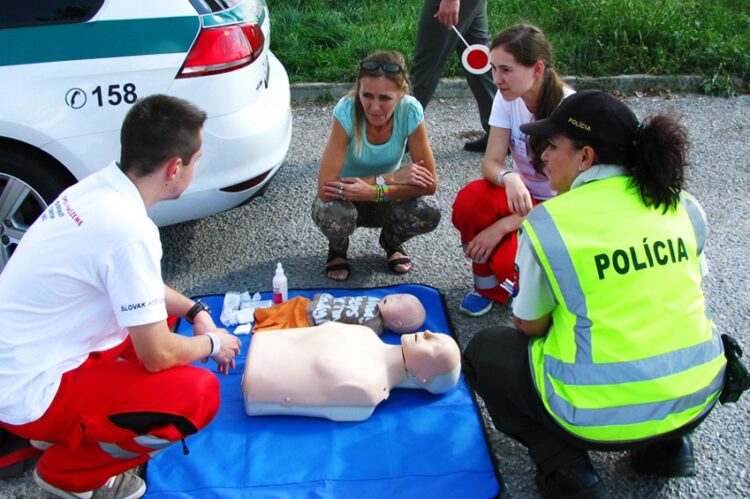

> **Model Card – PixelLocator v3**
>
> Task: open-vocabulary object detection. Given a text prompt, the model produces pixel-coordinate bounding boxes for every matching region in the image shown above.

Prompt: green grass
[269,0,750,92]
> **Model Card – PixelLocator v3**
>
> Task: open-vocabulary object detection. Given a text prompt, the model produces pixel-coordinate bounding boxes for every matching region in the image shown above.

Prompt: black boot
[535,454,608,499]
[463,133,488,153]
[630,435,695,477]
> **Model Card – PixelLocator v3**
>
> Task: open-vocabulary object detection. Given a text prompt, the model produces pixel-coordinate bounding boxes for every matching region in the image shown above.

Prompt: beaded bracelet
[380,184,390,202]
[374,184,391,202]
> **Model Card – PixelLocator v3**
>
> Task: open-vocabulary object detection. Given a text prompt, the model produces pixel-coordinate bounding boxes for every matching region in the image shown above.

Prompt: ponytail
[529,66,565,173]
[588,115,688,212]
[626,115,688,212]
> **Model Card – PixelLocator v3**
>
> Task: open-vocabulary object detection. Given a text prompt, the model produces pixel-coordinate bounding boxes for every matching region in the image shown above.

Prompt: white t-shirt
[488,87,575,200]
[0,163,167,424]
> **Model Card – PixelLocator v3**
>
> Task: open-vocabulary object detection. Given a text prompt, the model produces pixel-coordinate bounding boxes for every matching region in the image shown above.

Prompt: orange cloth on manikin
[253,296,312,332]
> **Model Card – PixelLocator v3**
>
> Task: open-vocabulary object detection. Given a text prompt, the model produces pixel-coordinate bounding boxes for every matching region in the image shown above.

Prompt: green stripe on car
[0,17,200,67]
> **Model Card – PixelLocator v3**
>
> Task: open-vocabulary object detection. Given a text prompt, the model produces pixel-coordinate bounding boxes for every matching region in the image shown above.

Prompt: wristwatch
[375,175,386,186]
[186,300,211,324]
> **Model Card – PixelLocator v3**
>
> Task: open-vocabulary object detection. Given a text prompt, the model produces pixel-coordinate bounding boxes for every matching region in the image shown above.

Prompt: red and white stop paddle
[452,25,491,74]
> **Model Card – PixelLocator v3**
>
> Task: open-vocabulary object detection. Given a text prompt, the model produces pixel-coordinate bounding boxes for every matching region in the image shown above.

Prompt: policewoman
[462,90,726,499]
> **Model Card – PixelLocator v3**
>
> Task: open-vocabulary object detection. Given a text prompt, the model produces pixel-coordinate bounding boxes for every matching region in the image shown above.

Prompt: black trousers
[462,326,709,474]
[410,0,495,133]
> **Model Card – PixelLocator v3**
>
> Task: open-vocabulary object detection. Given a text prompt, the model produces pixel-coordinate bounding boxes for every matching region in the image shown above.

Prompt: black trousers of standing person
[411,0,496,133]
[462,327,710,475]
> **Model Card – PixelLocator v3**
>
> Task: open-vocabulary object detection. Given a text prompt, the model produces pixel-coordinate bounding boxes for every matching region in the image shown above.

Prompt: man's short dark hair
[119,94,207,176]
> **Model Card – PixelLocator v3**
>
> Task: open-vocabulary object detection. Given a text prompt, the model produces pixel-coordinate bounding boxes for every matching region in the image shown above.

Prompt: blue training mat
[145,284,502,498]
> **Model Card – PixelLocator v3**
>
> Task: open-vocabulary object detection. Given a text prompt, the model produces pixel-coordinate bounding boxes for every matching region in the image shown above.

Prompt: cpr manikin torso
[242,322,460,421]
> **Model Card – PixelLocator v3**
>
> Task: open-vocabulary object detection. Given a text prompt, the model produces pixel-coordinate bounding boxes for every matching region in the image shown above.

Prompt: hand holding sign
[452,25,491,74]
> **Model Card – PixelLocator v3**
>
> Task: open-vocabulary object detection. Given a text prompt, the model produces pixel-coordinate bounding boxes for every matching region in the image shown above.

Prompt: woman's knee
[311,198,358,238]
[417,196,441,232]
[463,326,529,381]
[452,179,509,228]
[464,327,502,369]
[394,196,441,234]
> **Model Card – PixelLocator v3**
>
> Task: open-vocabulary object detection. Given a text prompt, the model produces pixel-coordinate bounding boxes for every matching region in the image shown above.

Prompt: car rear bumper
[148,52,292,226]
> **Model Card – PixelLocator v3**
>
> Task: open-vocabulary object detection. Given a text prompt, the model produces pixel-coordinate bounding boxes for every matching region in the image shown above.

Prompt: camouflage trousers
[311,196,441,257]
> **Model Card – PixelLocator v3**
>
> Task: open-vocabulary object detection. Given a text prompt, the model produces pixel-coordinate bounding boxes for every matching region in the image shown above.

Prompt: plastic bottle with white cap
[272,262,288,304]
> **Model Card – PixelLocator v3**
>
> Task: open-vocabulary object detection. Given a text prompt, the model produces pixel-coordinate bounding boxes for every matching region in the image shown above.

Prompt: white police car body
[0,0,292,270]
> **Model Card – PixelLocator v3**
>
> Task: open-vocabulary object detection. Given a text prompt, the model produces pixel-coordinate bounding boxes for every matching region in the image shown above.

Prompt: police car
[0,0,292,271]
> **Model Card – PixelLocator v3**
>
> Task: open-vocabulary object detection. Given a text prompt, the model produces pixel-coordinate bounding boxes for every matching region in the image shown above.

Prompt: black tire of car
[0,146,75,270]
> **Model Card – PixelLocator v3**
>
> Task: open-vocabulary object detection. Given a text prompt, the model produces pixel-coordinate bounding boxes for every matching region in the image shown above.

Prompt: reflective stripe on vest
[542,365,724,427]
[523,177,725,442]
[679,192,706,254]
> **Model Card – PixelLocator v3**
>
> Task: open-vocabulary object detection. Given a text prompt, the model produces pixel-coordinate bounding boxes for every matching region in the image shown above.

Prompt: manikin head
[399,331,461,394]
[377,294,426,334]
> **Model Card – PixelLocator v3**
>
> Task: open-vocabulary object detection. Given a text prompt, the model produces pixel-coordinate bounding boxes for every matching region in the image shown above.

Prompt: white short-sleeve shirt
[0,163,167,424]
[488,87,575,200]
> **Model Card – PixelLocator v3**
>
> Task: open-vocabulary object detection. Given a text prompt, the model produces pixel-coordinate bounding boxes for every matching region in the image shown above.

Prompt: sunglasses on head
[359,61,403,74]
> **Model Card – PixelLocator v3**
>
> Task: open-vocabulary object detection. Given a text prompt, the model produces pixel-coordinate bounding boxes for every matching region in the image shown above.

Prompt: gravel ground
[2,92,748,498]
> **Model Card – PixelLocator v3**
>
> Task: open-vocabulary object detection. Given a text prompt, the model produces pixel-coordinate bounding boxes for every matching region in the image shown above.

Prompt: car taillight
[178,23,265,78]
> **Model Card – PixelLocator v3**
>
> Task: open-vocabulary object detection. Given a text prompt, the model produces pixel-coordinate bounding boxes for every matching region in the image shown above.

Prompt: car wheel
[0,150,73,272]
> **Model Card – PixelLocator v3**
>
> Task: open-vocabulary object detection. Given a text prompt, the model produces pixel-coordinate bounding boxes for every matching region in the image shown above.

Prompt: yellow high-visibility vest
[522,175,725,443]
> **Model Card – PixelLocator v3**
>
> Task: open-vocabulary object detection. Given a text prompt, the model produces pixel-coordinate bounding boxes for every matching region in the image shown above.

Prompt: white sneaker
[33,467,146,499]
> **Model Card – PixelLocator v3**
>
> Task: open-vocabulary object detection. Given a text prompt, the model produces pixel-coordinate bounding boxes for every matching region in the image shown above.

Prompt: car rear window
[0,0,103,28]
[189,0,245,15]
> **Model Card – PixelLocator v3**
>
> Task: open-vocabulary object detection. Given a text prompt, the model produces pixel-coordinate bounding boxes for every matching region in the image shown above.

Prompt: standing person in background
[313,51,440,280]
[463,90,726,499]
[0,95,241,499]
[452,24,574,317]
[411,0,496,152]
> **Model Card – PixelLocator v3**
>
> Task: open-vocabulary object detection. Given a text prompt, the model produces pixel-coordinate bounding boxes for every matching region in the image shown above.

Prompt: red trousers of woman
[452,178,539,303]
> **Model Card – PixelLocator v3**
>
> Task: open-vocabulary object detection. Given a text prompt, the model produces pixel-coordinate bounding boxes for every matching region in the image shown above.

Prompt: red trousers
[452,179,539,303]
[3,338,219,493]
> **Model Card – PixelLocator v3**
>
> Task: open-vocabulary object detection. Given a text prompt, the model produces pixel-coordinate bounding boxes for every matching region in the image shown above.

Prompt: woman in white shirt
[451,24,574,317]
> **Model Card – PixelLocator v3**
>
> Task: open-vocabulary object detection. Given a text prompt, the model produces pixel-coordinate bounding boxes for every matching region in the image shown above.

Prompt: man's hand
[434,0,460,29]
[203,329,241,375]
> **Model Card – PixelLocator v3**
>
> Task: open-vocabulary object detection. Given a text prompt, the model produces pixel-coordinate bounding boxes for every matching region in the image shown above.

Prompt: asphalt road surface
[2,93,749,498]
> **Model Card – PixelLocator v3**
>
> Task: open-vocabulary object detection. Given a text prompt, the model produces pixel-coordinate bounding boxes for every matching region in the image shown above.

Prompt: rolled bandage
[205,332,221,357]
[220,291,241,326]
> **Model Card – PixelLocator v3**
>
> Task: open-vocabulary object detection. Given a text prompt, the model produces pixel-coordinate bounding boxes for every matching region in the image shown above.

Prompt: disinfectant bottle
[272,262,288,304]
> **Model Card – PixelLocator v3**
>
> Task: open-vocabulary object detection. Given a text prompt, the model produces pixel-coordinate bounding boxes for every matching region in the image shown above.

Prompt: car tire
[0,147,74,271]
